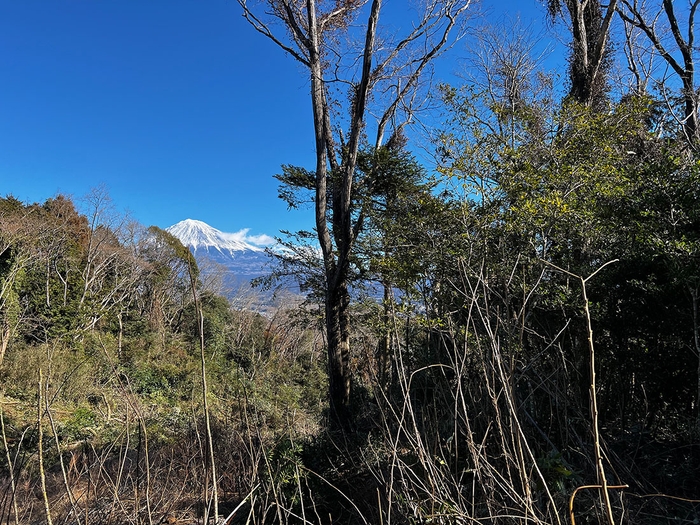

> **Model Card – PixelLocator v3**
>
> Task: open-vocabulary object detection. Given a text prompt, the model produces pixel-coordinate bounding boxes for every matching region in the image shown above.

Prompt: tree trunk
[664,0,698,141]
[562,0,617,107]
[304,0,352,426]
[326,275,351,426]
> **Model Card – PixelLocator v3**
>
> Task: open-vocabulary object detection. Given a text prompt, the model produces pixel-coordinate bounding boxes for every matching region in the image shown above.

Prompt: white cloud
[246,233,277,246]
[222,228,277,248]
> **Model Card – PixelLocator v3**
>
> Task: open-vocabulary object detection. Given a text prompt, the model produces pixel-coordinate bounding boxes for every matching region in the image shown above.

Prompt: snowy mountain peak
[166,219,264,255]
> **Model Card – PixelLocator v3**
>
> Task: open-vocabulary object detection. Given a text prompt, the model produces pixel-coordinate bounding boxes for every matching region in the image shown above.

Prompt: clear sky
[0,0,553,244]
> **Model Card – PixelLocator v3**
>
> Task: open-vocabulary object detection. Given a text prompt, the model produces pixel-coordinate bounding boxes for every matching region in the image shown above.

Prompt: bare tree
[617,0,700,143]
[454,17,555,155]
[0,210,35,367]
[238,0,472,425]
[618,4,656,94]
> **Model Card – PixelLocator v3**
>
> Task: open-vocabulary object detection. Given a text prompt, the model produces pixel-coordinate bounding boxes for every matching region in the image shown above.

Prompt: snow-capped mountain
[166,219,273,287]
[167,218,265,257]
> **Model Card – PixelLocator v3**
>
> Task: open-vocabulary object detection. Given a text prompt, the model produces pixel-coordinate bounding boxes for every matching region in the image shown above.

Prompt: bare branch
[238,0,310,65]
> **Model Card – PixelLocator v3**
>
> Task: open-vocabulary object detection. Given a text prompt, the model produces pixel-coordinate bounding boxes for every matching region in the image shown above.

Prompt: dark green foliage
[61,406,98,441]
[275,165,316,210]
[180,291,233,352]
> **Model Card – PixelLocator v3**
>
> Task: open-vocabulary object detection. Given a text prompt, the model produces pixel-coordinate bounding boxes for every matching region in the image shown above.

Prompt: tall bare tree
[617,0,700,144]
[238,0,472,424]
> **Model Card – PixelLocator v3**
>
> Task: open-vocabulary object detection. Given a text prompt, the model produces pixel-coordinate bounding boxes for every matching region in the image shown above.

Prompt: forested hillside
[2,0,700,524]
[0,193,326,524]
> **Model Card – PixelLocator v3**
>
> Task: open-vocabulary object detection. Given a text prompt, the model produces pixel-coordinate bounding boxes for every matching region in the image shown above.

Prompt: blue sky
[0,0,553,244]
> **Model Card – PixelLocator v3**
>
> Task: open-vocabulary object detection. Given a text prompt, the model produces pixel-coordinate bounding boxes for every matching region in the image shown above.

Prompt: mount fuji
[166,219,273,290]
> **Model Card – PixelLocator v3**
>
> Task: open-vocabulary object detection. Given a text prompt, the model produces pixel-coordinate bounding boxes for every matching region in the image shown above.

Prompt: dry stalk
[38,369,53,525]
[186,257,219,523]
[569,485,628,525]
[45,386,81,521]
[1,406,21,525]
[542,259,620,525]
[98,336,154,525]
[460,259,562,524]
